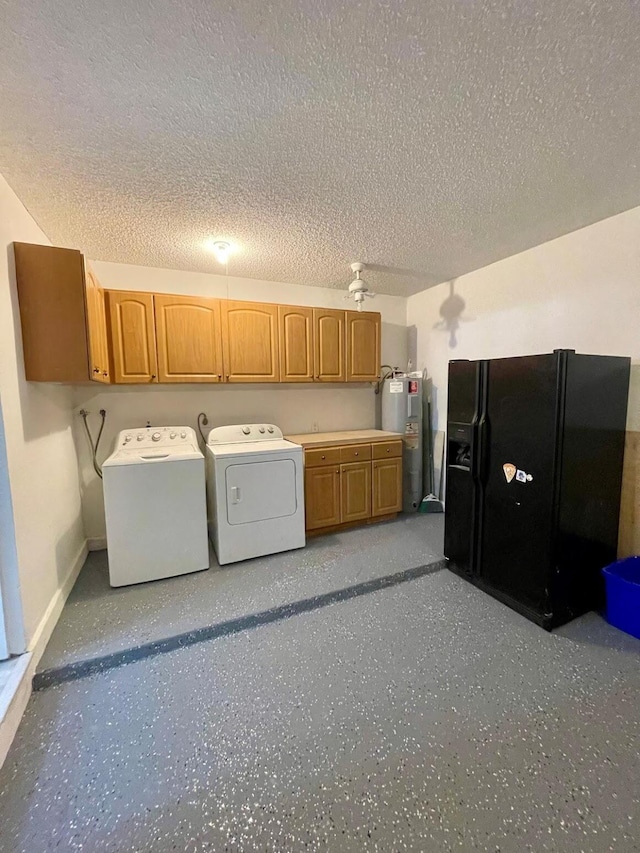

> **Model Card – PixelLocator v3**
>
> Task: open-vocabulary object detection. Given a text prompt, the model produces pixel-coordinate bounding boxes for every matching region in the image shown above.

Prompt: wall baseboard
[87,537,106,551]
[0,539,88,769]
[0,653,32,768]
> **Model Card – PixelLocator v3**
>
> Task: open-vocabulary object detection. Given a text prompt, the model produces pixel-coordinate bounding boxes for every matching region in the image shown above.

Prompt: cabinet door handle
[93,367,100,373]
[218,374,222,380]
[151,374,156,380]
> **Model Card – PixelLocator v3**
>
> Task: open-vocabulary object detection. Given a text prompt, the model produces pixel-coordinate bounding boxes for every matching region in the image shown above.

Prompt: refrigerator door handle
[475,416,489,482]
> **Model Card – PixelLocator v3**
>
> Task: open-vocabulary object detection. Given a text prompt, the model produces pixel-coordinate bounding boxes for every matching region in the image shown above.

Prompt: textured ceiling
[1,1,640,297]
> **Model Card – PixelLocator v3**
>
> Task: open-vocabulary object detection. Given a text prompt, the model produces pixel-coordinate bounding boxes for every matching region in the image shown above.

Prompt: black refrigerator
[444,350,630,629]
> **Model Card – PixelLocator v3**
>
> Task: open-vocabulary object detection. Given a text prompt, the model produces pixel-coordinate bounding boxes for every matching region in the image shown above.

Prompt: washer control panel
[117,426,195,449]
[207,424,282,445]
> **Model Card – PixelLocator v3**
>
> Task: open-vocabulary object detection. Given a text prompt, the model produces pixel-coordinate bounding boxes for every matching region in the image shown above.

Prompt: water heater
[382,375,423,512]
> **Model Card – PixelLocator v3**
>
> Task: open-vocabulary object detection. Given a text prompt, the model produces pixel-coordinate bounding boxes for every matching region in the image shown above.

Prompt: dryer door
[225,458,298,524]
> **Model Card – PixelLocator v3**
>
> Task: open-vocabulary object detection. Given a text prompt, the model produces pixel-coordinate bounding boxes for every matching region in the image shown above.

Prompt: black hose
[80,409,106,479]
[197,412,209,445]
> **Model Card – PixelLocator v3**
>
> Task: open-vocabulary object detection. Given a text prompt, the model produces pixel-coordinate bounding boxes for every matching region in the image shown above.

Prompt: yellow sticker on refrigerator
[503,463,516,483]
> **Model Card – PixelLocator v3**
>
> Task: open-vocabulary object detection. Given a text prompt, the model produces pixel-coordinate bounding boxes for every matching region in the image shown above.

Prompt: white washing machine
[206,424,305,565]
[102,426,209,587]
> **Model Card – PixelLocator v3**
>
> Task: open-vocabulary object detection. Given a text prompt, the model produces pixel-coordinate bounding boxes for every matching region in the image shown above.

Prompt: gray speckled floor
[2,568,639,852]
[40,514,444,671]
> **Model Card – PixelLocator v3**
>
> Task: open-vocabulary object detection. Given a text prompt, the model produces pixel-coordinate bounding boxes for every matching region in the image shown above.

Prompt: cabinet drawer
[339,444,372,463]
[372,440,402,460]
[305,447,342,468]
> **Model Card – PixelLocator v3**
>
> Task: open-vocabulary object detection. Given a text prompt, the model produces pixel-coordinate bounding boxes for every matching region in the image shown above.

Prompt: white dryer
[206,424,305,565]
[102,426,209,587]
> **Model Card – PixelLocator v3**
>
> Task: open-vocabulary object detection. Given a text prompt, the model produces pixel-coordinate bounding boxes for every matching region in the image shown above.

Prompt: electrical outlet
[312,422,319,433]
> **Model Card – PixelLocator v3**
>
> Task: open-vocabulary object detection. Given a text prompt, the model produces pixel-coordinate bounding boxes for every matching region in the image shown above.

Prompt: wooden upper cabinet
[13,242,100,383]
[155,295,223,383]
[83,261,110,383]
[313,308,346,382]
[372,457,403,516]
[13,242,384,388]
[105,291,158,383]
[222,301,279,382]
[278,305,314,382]
[346,311,381,382]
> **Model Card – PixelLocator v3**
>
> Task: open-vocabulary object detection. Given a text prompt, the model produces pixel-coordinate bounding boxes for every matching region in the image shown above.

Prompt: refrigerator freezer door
[447,360,480,424]
[444,360,484,572]
[479,354,560,614]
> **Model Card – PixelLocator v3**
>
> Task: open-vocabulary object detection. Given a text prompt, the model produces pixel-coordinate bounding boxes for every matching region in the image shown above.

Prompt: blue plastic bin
[602,557,640,640]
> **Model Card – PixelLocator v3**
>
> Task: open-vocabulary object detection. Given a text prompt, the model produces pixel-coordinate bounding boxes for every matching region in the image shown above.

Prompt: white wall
[76,261,408,540]
[407,204,640,435]
[0,175,86,647]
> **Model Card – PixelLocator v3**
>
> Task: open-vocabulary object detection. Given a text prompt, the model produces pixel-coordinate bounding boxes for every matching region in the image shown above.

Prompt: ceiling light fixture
[344,262,376,311]
[210,240,232,265]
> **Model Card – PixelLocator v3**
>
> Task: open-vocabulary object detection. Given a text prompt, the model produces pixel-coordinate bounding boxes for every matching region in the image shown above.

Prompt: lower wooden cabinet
[303,439,402,533]
[340,461,372,523]
[304,465,341,530]
[372,457,403,516]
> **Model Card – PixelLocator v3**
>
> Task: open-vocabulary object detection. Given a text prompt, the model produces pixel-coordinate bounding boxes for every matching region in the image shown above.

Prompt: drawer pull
[321,454,326,459]
[355,451,358,456]
[386,448,390,453]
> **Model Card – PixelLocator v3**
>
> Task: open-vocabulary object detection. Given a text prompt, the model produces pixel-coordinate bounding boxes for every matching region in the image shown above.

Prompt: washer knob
[180,431,187,439]
[124,435,132,443]
[267,426,274,434]
[170,432,177,439]
[152,432,161,442]
[259,426,266,433]
[137,434,144,441]
[242,426,251,435]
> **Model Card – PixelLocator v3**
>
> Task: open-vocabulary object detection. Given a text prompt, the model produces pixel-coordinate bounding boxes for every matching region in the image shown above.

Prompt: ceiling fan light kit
[345,261,376,311]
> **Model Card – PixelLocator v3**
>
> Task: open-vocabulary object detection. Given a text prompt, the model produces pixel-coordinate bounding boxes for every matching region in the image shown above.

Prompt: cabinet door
[313,308,346,382]
[84,262,110,383]
[105,291,158,383]
[221,301,279,382]
[340,461,372,523]
[346,311,381,381]
[304,464,341,530]
[372,457,403,516]
[14,242,91,382]
[155,295,223,382]
[278,305,314,382]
